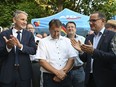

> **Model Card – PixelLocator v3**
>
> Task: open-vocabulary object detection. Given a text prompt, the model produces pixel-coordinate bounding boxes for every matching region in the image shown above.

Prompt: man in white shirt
[27,24,41,87]
[37,19,77,87]
[66,21,85,87]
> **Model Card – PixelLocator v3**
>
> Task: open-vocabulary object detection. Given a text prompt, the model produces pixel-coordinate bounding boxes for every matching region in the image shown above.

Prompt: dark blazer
[80,29,116,87]
[0,29,36,84]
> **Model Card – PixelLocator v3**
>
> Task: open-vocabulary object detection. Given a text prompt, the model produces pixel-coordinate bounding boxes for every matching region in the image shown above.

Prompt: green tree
[0,0,115,27]
[35,0,116,20]
[0,0,43,27]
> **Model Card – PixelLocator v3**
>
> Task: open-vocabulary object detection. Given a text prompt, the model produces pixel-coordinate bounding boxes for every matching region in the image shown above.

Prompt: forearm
[63,58,74,73]
[39,59,58,75]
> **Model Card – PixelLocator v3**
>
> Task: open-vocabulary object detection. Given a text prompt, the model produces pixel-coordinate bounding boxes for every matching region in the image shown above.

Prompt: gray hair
[13,10,28,18]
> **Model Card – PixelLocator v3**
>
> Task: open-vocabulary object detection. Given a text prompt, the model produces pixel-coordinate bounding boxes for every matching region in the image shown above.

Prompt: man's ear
[13,17,16,24]
[102,18,106,23]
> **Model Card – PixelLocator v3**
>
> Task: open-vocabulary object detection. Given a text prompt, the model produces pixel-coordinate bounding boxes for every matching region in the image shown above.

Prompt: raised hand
[3,35,15,49]
[71,39,82,52]
[3,35,22,49]
[81,40,94,54]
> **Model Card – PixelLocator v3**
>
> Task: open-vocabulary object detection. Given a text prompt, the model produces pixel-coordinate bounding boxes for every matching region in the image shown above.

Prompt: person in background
[36,19,77,87]
[105,20,116,32]
[71,12,116,87]
[0,10,36,87]
[36,33,43,39]
[66,21,85,87]
[27,23,41,87]
[0,26,3,33]
[42,32,48,38]
[86,30,94,37]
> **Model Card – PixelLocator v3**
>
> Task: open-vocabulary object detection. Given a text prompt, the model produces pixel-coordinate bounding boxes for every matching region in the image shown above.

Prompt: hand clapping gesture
[3,35,22,49]
[71,39,94,54]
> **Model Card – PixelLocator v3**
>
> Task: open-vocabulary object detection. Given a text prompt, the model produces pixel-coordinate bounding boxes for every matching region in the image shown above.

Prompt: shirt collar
[49,35,63,40]
[94,27,105,36]
[66,34,77,38]
[12,28,23,33]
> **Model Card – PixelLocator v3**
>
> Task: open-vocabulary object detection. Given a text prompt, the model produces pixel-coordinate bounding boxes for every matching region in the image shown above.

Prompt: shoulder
[104,29,115,35]
[76,34,85,39]
[0,29,12,37]
[104,29,115,39]
[60,36,71,42]
[23,29,31,34]
[23,29,34,37]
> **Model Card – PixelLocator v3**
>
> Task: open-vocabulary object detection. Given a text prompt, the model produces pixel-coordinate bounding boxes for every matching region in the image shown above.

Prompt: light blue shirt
[90,27,105,73]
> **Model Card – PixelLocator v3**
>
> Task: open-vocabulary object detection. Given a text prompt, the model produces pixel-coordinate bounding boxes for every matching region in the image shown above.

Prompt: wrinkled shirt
[37,35,77,73]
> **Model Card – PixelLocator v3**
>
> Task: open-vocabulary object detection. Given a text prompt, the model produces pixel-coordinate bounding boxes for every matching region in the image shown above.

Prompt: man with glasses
[71,12,116,87]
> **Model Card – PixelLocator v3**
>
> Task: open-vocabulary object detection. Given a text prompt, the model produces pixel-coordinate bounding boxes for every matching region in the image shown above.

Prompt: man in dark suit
[0,10,36,87]
[71,12,116,87]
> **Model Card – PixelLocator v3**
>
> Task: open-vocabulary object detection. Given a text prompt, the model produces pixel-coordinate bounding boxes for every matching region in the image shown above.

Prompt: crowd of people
[0,10,116,87]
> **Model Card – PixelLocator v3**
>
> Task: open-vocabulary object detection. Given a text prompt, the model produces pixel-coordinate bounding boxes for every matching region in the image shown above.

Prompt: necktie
[14,31,21,66]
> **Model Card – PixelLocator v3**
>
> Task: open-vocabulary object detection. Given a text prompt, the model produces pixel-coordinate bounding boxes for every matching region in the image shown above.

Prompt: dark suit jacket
[80,29,116,87]
[0,29,36,84]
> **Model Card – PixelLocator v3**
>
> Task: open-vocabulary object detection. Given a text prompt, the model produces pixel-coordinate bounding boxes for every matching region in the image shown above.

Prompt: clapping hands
[71,39,94,54]
[3,35,22,49]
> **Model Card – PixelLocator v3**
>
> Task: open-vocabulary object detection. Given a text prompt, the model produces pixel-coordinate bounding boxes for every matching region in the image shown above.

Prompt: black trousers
[1,67,31,87]
[86,73,96,87]
[43,72,72,87]
[31,62,41,87]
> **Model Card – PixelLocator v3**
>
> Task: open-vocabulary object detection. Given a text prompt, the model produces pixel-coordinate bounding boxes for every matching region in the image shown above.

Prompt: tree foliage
[0,0,115,28]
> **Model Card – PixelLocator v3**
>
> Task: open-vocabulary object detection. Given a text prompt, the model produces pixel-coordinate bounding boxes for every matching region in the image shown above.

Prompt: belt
[72,65,83,70]
[31,61,38,63]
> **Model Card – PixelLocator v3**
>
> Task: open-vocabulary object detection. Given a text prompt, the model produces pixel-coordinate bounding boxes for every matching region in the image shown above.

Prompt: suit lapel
[21,29,28,44]
[7,29,13,39]
[87,34,94,45]
[96,30,107,49]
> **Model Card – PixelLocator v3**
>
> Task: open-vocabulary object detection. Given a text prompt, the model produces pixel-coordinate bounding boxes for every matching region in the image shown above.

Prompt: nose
[89,21,93,25]
[24,20,27,24]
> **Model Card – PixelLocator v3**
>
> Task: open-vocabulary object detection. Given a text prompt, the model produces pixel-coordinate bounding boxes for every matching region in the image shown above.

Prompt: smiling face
[89,13,105,33]
[27,24,35,34]
[66,22,76,36]
[13,12,28,30]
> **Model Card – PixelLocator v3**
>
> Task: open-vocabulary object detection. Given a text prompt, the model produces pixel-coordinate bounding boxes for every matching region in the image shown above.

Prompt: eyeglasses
[88,18,101,22]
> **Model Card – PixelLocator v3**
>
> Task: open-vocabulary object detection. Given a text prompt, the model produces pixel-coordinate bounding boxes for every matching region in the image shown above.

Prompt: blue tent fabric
[31,8,90,36]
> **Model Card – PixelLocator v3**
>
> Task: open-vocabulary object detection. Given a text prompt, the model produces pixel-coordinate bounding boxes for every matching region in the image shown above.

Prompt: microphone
[36,40,39,45]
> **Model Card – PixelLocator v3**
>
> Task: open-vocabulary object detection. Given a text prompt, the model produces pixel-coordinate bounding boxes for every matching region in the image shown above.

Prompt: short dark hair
[92,12,106,19]
[66,21,76,28]
[49,19,62,29]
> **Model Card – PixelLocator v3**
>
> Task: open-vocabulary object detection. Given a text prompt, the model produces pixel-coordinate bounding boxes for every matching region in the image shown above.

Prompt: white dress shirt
[37,35,77,73]
[30,35,41,61]
[74,34,85,66]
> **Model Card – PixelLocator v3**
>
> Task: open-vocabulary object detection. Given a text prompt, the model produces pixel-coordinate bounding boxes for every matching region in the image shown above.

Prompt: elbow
[39,59,45,66]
